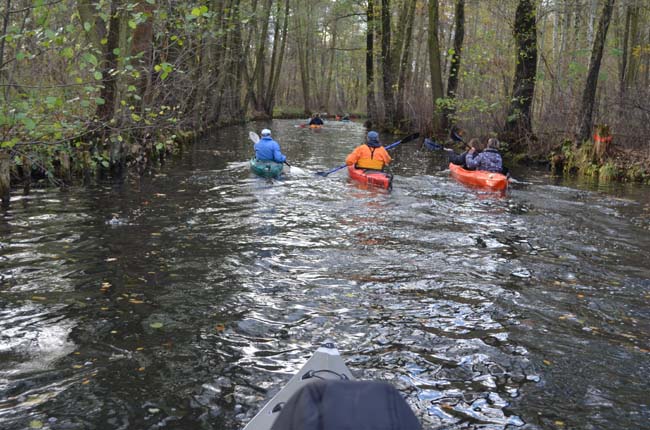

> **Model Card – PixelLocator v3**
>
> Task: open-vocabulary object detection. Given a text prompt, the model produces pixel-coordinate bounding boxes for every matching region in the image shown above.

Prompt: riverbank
[547,139,650,184]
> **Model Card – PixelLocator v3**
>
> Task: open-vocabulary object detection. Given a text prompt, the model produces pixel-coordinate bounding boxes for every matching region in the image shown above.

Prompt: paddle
[248,131,292,168]
[315,132,420,177]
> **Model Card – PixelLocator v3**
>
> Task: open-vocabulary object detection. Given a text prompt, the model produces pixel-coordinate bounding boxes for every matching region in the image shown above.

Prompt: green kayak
[250,158,285,178]
[242,341,354,430]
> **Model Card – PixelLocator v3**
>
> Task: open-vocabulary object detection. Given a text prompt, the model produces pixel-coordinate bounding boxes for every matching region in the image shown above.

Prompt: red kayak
[347,165,393,190]
[449,163,508,191]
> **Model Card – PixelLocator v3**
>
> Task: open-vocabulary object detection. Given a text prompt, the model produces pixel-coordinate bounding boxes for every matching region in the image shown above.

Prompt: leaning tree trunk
[380,0,396,129]
[366,0,377,124]
[427,0,444,135]
[576,0,615,145]
[96,0,121,123]
[503,0,538,146]
[394,0,416,129]
[263,0,290,116]
[441,0,465,132]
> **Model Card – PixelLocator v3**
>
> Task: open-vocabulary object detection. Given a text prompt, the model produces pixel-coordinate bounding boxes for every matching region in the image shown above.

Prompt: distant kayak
[242,341,354,430]
[347,165,393,190]
[250,158,285,178]
[449,162,508,191]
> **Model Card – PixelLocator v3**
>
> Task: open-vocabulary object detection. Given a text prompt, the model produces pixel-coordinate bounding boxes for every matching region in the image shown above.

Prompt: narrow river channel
[1,120,649,430]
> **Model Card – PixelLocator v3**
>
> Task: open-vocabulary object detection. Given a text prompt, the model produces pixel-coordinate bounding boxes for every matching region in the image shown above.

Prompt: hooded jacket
[254,136,287,163]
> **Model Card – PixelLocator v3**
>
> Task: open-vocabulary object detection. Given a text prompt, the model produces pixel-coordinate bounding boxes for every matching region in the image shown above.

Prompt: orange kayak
[309,124,322,129]
[449,163,508,191]
[347,165,393,189]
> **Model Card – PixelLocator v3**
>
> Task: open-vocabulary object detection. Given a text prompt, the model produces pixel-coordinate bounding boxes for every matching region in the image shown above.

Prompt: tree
[427,0,444,134]
[380,0,395,128]
[441,0,465,131]
[576,0,615,145]
[503,0,537,144]
[366,0,377,124]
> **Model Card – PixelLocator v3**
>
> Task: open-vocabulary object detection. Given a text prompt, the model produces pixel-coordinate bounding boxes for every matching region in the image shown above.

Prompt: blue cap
[367,131,380,147]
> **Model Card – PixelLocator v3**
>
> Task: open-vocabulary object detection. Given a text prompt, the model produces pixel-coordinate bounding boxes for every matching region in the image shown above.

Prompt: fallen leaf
[577,294,585,299]
[136,347,145,351]
[29,420,43,429]
[129,299,144,304]
[138,367,145,372]
[543,359,552,366]
[215,324,225,332]
[150,322,163,329]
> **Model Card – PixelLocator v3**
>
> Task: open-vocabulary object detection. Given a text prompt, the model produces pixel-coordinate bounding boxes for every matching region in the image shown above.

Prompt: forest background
[1,0,649,194]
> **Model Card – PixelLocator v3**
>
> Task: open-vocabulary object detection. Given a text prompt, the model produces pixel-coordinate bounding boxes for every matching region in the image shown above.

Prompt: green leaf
[29,420,43,429]
[21,117,36,130]
[113,48,121,56]
[146,0,155,3]
[45,96,59,106]
[101,160,109,168]
[128,20,137,29]
[16,52,25,61]
[155,142,164,150]
[95,97,105,105]
[84,53,98,66]
[83,22,92,32]
[61,47,74,59]
[94,71,102,80]
[191,7,202,16]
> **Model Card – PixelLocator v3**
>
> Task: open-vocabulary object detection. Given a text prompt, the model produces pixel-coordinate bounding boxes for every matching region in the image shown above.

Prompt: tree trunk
[576,0,615,145]
[96,0,121,123]
[381,0,395,129]
[427,0,444,134]
[394,0,416,129]
[441,0,465,131]
[264,0,290,116]
[503,0,538,144]
[253,0,273,113]
[131,1,155,109]
[366,0,377,124]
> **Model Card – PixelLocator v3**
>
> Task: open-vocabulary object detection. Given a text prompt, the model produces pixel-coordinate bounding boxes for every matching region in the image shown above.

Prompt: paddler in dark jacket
[345,131,392,170]
[308,114,324,126]
[465,138,503,172]
[254,129,286,163]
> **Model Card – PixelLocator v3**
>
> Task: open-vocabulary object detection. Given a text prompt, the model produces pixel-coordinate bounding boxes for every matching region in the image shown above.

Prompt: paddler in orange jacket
[345,131,392,170]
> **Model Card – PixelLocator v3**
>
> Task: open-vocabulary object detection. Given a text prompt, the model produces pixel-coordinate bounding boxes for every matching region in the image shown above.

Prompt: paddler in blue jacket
[254,129,287,163]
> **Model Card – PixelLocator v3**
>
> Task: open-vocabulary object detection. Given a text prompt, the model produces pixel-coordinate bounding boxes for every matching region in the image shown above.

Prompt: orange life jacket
[346,144,392,170]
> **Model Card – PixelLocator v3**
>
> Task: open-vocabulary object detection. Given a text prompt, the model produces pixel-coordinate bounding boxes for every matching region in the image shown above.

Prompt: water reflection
[1,120,649,430]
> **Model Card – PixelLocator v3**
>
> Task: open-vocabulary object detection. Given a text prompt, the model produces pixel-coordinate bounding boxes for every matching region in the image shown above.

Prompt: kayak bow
[242,341,353,430]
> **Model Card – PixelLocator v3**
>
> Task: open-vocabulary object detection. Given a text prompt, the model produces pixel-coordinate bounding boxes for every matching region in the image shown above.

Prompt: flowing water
[1,120,649,430]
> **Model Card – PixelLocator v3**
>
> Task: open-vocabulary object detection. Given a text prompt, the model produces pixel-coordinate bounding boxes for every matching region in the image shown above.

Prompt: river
[1,120,649,430]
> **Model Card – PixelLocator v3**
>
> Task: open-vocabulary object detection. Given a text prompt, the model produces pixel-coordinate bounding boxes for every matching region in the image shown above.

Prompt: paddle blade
[249,131,260,143]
